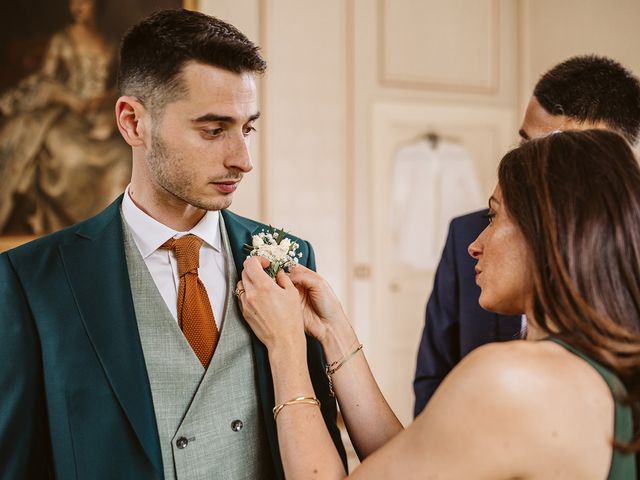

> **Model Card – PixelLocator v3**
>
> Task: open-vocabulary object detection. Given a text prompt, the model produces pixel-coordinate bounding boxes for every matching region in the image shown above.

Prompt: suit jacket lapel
[59,197,162,475]
[221,209,254,277]
[221,209,284,479]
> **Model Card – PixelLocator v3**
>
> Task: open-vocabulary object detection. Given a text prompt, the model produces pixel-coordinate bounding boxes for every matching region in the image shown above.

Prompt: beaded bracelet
[325,343,363,396]
[273,396,321,420]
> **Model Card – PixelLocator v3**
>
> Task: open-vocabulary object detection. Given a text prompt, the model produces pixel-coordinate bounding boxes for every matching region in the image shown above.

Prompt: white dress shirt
[121,186,227,329]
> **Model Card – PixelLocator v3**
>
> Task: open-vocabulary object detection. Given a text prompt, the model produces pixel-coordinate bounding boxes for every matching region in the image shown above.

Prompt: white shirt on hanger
[391,139,484,271]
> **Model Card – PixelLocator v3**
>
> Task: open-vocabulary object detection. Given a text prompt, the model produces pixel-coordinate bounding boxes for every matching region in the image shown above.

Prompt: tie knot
[161,234,203,277]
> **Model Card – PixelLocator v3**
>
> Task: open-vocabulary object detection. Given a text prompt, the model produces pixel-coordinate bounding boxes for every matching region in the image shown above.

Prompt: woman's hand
[286,264,351,344]
[237,256,306,352]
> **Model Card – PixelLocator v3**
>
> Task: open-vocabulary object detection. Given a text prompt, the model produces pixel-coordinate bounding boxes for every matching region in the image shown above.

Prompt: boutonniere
[245,226,303,278]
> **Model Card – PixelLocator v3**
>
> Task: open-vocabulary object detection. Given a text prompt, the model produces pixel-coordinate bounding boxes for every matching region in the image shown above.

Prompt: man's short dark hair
[533,55,640,144]
[117,9,266,113]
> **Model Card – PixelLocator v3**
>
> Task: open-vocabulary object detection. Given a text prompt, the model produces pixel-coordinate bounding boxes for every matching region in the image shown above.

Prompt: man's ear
[115,96,149,147]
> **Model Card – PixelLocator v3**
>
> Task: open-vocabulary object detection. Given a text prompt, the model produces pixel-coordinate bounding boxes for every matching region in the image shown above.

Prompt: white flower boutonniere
[247,226,304,278]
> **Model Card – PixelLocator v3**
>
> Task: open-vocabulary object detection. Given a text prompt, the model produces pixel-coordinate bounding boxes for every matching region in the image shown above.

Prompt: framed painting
[0,0,193,251]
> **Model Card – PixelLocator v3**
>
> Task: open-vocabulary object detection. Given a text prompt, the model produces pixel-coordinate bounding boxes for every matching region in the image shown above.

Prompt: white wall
[519,0,640,113]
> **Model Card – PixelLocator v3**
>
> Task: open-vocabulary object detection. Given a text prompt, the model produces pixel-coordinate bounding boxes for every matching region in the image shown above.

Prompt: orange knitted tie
[160,235,218,368]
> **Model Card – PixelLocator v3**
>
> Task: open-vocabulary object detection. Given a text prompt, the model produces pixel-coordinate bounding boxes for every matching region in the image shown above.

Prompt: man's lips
[212,180,241,193]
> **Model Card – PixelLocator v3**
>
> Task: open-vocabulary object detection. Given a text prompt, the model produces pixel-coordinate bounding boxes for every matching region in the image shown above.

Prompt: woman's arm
[285,264,403,458]
[238,258,402,477]
[239,258,346,478]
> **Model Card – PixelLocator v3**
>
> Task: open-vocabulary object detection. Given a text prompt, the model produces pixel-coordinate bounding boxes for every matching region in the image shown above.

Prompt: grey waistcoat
[123,215,271,480]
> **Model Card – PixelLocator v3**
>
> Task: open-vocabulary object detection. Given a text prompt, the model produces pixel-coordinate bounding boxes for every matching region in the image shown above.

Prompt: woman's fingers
[242,256,271,289]
[235,280,248,311]
[242,256,265,278]
[287,264,324,291]
[255,256,271,269]
[235,280,245,297]
[276,270,295,291]
[243,256,297,294]
[288,265,334,302]
[288,268,334,303]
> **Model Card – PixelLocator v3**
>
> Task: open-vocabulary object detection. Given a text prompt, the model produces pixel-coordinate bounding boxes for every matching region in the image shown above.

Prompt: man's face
[145,62,258,212]
[518,96,568,142]
[518,96,609,142]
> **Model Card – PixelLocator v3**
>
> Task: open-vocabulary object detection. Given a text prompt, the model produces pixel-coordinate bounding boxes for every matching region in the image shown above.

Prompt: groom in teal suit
[0,10,345,479]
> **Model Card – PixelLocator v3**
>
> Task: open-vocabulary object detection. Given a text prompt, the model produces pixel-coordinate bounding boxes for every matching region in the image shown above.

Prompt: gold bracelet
[273,396,321,420]
[325,343,363,396]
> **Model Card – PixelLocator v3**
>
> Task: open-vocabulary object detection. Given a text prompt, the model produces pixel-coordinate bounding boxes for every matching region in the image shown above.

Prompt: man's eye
[243,126,257,136]
[205,128,224,136]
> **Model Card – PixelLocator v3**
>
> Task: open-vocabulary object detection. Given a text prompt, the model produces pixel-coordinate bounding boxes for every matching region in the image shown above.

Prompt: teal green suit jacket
[0,196,346,479]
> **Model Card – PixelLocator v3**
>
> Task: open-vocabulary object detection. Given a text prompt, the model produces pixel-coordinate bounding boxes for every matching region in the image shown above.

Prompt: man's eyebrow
[192,112,261,123]
[518,128,530,141]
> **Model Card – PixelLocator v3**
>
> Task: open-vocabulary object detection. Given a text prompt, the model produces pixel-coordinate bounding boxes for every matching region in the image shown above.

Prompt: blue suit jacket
[413,209,522,416]
[0,196,346,479]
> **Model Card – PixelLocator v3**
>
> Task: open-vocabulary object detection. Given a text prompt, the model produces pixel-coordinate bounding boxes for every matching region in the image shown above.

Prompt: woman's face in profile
[69,0,97,25]
[468,185,533,315]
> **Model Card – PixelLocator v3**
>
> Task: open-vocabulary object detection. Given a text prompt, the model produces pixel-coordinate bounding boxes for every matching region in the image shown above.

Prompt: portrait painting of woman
[0,0,182,235]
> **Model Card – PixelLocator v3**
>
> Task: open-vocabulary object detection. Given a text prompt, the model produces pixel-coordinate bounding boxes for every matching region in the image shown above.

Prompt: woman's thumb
[275,269,294,290]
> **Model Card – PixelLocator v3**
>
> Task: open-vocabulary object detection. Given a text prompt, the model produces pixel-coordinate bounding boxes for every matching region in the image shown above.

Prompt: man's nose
[227,132,253,173]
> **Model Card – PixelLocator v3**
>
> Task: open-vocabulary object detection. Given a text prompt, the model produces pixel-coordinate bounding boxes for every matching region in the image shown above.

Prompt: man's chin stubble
[190,196,233,212]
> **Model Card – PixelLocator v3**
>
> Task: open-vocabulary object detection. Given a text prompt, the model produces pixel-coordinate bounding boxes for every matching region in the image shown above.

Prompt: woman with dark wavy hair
[236,129,640,479]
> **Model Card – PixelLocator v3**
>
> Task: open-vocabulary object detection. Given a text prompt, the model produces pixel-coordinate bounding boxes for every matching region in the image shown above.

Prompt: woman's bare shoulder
[450,339,613,396]
[423,341,568,429]
[351,340,614,479]
[411,339,614,478]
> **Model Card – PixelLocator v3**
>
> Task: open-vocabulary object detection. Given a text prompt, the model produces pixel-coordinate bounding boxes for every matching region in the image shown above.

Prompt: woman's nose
[468,224,489,259]
[468,238,482,259]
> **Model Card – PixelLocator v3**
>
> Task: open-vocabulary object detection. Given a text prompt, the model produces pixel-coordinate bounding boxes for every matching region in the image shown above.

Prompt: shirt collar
[121,185,221,259]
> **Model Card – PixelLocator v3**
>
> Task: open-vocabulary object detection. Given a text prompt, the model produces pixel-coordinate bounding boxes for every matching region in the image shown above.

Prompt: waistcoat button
[176,436,189,449]
[231,419,244,432]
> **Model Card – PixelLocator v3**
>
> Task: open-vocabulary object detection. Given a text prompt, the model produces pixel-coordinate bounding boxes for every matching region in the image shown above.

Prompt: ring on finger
[234,287,246,297]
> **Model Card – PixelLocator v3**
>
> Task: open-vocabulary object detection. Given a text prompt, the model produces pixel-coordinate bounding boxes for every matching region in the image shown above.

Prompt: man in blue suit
[414,55,640,415]
[0,10,345,479]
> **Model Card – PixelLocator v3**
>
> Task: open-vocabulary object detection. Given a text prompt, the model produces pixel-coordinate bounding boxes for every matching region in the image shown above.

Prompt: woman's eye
[484,210,496,224]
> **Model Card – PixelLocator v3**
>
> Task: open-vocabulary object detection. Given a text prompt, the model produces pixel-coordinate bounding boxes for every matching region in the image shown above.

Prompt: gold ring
[235,287,245,297]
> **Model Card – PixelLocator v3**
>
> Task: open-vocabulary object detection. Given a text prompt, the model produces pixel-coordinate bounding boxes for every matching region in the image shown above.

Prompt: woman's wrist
[267,331,308,363]
[321,316,359,364]
[268,338,316,405]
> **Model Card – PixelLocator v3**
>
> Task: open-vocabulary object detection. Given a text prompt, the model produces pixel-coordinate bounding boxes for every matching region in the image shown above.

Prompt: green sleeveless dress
[546,338,636,479]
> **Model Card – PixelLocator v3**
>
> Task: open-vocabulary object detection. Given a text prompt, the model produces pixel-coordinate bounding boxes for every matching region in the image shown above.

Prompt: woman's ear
[115,96,148,147]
